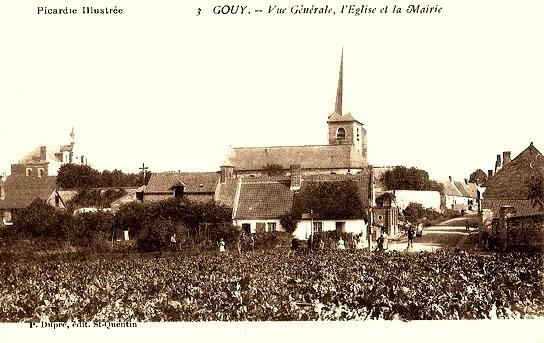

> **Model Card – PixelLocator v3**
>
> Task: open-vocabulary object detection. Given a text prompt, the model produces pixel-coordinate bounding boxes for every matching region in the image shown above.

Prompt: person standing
[407,226,414,248]
[218,238,226,253]
[377,232,384,251]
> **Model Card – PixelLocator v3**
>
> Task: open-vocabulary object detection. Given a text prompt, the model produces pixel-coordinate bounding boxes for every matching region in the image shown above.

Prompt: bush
[136,219,175,252]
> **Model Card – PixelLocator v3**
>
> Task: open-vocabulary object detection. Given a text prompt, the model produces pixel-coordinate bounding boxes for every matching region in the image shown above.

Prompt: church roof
[327,112,361,123]
[0,175,57,209]
[145,172,219,194]
[226,144,367,171]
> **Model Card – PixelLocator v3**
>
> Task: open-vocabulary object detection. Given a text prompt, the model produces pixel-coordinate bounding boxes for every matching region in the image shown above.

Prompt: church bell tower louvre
[327,49,367,159]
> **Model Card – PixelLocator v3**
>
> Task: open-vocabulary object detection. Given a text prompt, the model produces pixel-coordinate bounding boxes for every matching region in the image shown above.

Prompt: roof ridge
[231,144,340,150]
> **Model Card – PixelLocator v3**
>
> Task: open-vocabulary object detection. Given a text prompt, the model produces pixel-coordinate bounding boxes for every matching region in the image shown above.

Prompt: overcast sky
[1,0,543,181]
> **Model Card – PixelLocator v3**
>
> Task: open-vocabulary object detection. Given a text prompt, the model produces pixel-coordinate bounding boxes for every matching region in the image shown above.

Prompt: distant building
[10,128,87,177]
[0,175,66,225]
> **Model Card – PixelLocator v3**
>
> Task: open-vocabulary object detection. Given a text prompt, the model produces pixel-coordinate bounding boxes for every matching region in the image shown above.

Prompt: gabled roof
[145,172,219,194]
[484,143,543,199]
[482,198,544,218]
[233,172,372,220]
[454,181,478,198]
[226,144,367,171]
[439,180,464,197]
[215,179,238,208]
[234,178,293,220]
[327,112,361,124]
[0,175,57,209]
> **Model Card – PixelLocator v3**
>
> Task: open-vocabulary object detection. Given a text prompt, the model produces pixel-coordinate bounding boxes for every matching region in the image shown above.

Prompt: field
[0,250,543,321]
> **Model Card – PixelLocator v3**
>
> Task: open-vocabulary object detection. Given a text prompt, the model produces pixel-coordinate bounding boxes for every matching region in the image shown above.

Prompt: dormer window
[26,168,32,177]
[336,127,346,140]
[38,168,44,177]
[171,181,185,199]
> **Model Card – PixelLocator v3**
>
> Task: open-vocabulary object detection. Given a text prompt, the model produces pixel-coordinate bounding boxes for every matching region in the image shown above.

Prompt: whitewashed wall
[293,219,367,240]
[393,190,441,210]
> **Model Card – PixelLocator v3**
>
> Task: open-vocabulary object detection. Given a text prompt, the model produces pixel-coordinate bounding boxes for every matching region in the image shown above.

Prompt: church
[220,50,369,181]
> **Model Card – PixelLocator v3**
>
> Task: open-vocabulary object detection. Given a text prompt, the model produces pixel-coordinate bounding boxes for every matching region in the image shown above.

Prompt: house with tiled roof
[0,175,66,225]
[142,171,238,208]
[438,177,478,210]
[232,168,372,240]
[479,143,544,251]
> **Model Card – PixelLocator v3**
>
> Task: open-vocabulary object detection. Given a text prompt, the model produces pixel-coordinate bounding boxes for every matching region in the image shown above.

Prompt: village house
[438,176,478,210]
[11,128,86,177]
[0,175,67,225]
[480,143,544,251]
[232,169,372,241]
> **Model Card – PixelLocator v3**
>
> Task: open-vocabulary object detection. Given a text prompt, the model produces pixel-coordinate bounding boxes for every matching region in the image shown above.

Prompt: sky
[1,0,543,182]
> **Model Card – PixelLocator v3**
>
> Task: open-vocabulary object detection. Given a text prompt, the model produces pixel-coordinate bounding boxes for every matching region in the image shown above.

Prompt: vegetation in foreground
[0,250,542,321]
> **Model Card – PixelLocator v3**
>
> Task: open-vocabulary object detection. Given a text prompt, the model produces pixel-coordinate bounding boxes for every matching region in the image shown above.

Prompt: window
[4,210,12,224]
[336,127,346,140]
[335,221,346,233]
[356,127,360,141]
[38,168,44,177]
[26,168,32,177]
[267,222,276,232]
[242,223,251,234]
[313,221,323,233]
[55,195,61,207]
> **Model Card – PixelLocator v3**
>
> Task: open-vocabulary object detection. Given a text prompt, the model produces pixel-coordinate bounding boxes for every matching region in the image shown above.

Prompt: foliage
[291,181,366,220]
[1,251,542,321]
[381,166,443,194]
[403,202,443,226]
[279,213,297,233]
[57,164,150,190]
[136,219,177,252]
[526,173,544,205]
[469,169,488,186]
[262,164,285,176]
[69,188,127,208]
[12,199,69,240]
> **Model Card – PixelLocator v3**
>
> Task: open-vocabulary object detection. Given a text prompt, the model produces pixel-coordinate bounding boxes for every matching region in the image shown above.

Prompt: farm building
[480,143,544,251]
[232,171,372,241]
[0,175,67,225]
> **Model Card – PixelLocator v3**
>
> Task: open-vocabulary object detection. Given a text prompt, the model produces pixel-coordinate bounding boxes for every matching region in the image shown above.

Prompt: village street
[386,224,478,252]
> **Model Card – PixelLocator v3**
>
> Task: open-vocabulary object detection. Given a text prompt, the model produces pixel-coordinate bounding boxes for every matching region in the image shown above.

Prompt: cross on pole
[139,163,148,185]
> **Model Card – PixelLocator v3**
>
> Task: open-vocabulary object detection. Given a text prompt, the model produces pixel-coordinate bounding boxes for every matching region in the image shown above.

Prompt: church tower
[327,49,367,158]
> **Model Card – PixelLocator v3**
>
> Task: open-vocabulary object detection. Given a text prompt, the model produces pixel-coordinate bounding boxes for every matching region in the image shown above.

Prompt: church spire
[334,48,343,115]
[70,127,75,146]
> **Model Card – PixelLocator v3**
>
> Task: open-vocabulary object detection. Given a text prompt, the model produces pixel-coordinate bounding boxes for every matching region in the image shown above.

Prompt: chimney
[464,178,468,184]
[290,164,301,191]
[494,154,502,174]
[488,169,493,177]
[40,146,47,161]
[502,151,511,166]
[448,176,453,182]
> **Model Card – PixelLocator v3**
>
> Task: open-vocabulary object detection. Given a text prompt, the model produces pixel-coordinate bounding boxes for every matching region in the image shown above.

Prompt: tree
[291,181,366,220]
[376,192,396,206]
[381,166,443,194]
[279,213,297,233]
[469,169,487,186]
[57,164,149,190]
